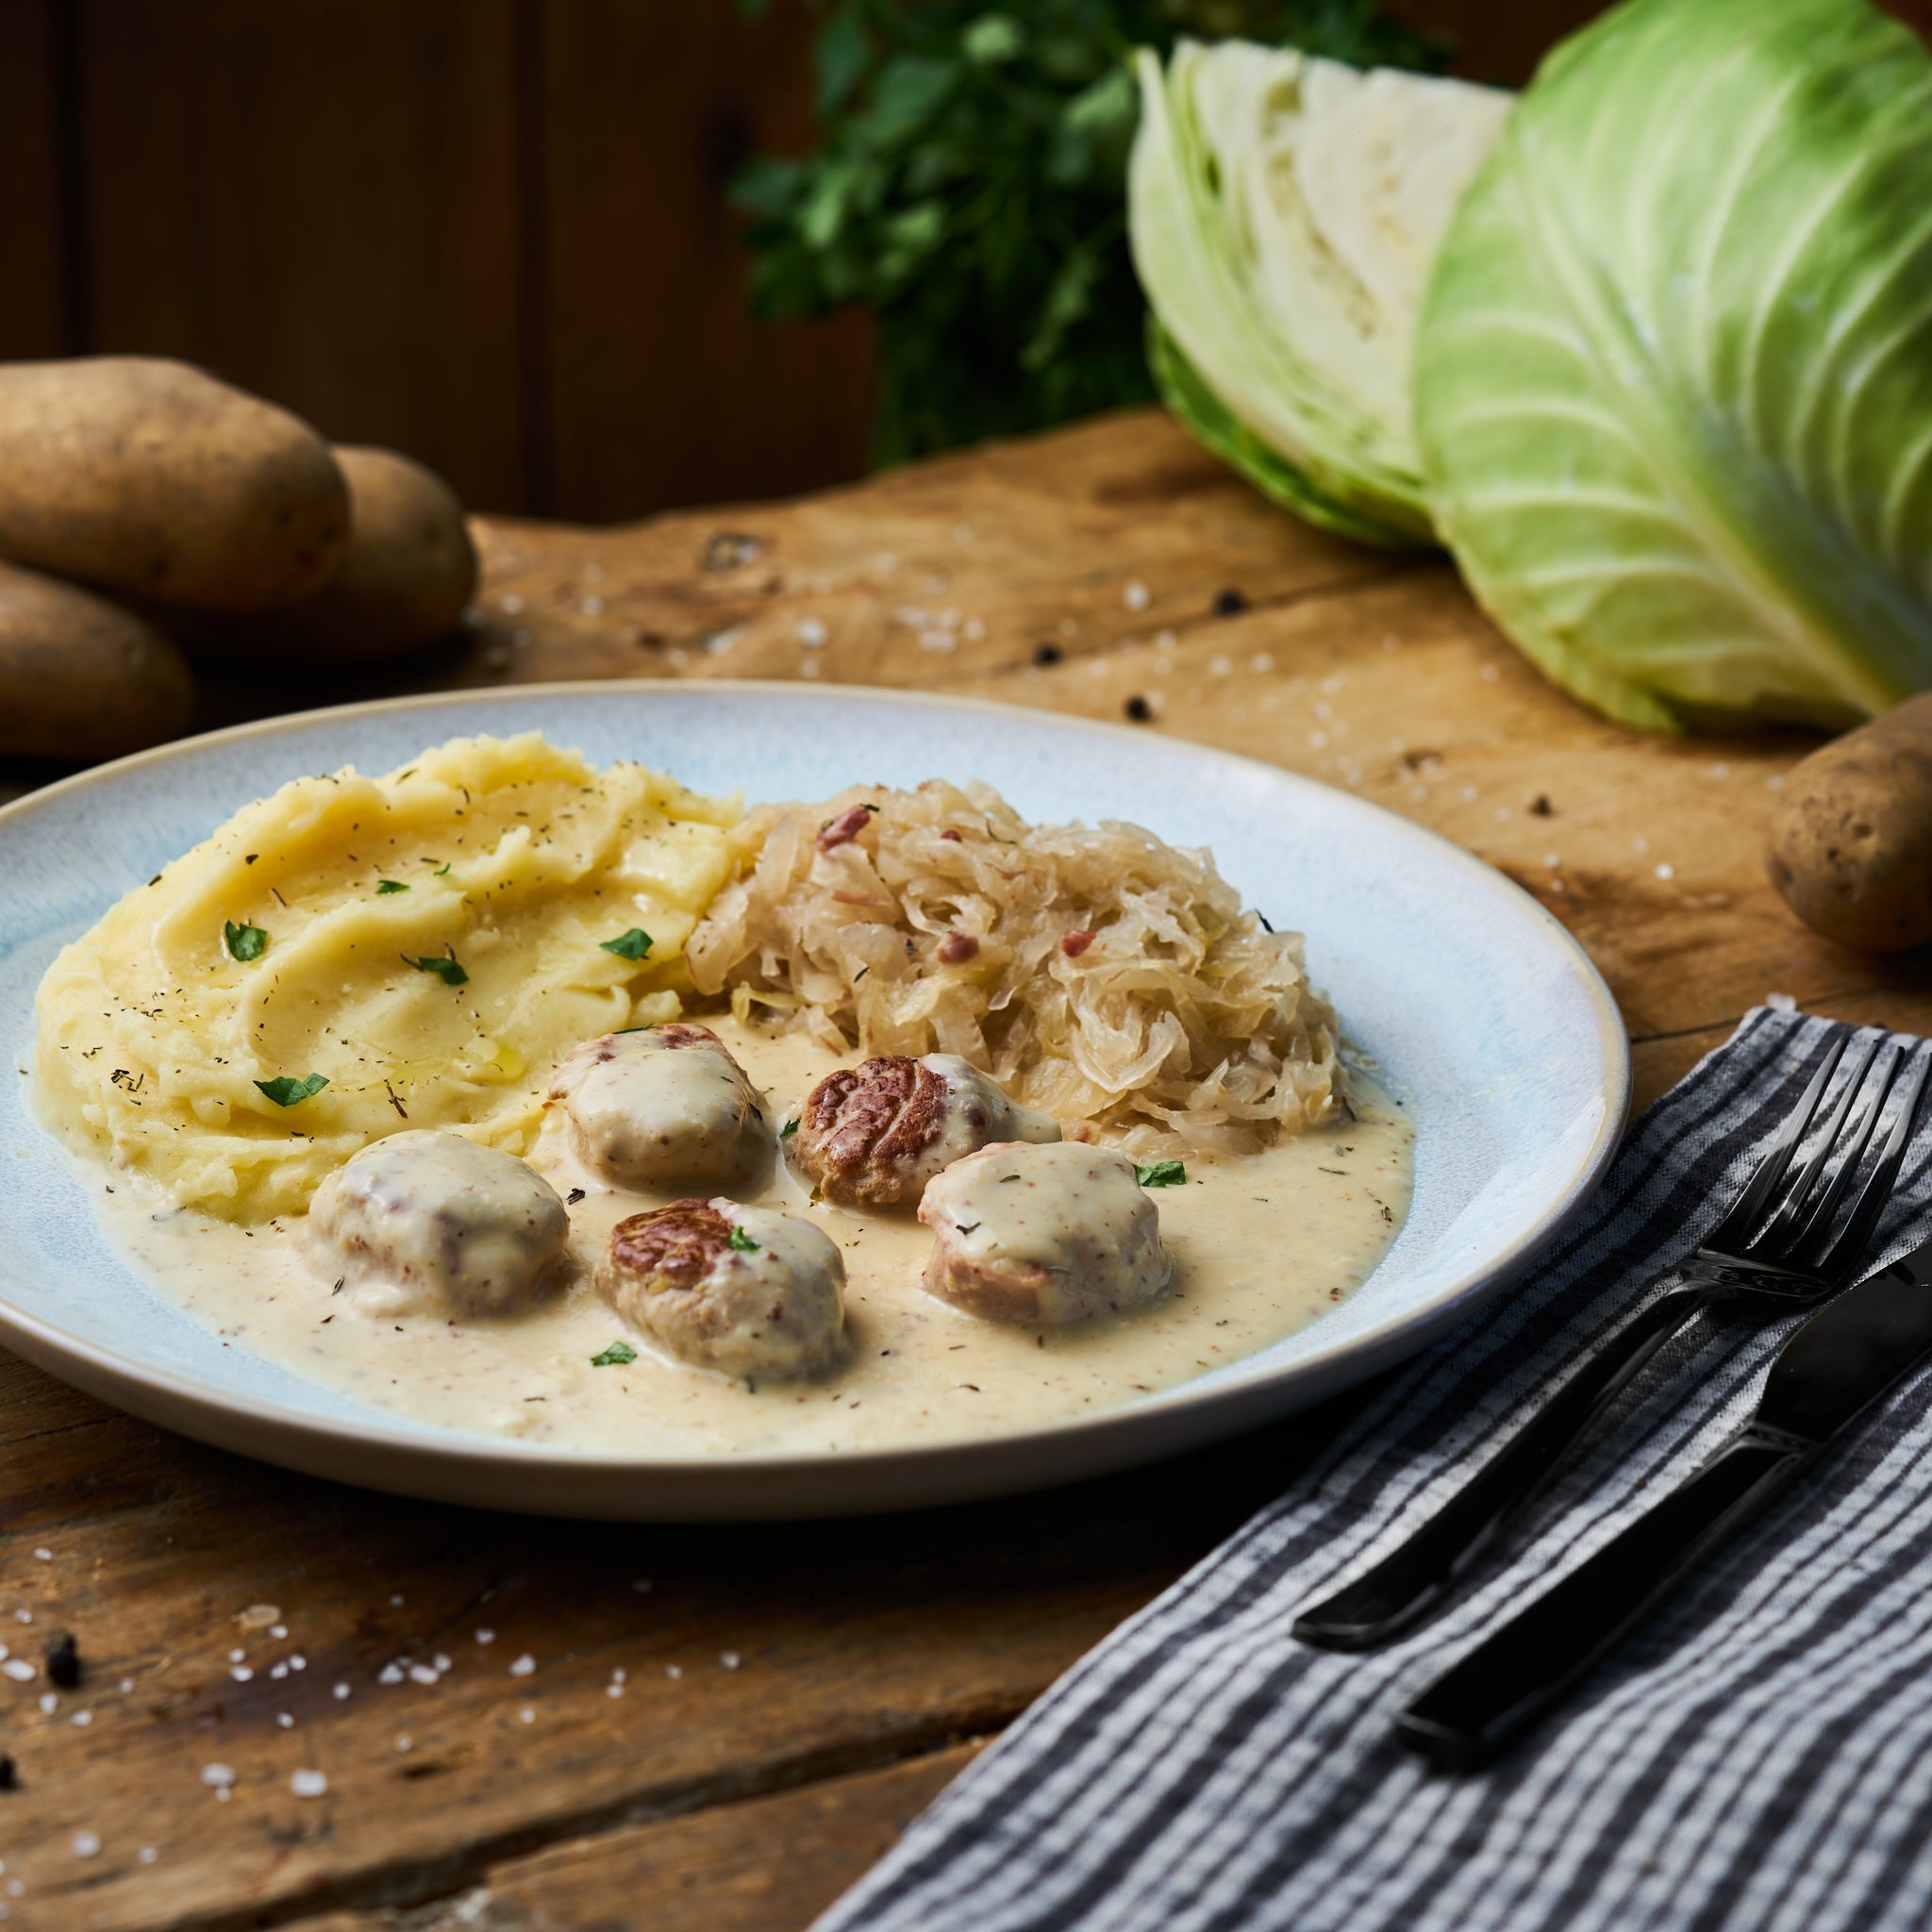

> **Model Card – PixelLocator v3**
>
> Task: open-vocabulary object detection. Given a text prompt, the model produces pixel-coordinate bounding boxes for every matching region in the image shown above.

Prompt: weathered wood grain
[8,403,1932,1932]
[0,1343,1332,1931]
[300,1741,984,1932]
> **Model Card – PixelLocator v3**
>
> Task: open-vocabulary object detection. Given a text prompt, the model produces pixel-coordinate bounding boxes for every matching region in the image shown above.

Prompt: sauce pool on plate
[92,1018,1414,1456]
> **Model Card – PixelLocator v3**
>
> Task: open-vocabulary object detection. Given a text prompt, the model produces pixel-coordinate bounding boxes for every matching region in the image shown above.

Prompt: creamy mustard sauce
[90,1017,1413,1456]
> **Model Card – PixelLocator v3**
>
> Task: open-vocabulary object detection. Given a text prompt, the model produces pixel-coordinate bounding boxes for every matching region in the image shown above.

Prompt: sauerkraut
[686,780,1340,1159]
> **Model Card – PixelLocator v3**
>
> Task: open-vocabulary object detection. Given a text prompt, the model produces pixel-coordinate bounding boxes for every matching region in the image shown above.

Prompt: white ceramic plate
[0,683,1627,1519]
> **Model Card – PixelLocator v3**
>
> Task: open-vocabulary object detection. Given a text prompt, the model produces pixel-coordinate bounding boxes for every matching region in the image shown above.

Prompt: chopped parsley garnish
[590,1340,638,1367]
[600,927,654,962]
[432,861,451,876]
[224,921,268,962]
[1135,1160,1187,1188]
[407,953,468,987]
[375,879,409,894]
[256,1073,328,1108]
[780,1118,798,1139]
[728,1225,760,1252]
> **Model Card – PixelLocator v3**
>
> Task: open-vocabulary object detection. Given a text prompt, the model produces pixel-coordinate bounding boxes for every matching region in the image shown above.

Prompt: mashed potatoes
[34,733,739,1220]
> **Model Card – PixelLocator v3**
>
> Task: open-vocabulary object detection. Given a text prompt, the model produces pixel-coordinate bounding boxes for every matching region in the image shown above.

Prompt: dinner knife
[1396,1232,1932,1773]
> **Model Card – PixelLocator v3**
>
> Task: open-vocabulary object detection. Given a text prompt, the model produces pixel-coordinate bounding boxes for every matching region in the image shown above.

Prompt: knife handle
[1294,1284,1709,1650]
[1396,1428,1816,1772]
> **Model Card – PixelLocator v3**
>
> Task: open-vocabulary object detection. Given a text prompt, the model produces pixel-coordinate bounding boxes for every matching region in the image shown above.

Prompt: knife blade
[1397,1233,1932,1773]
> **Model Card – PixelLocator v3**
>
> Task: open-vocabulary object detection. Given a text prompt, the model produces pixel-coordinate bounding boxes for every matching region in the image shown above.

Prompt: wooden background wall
[6,1,1920,525]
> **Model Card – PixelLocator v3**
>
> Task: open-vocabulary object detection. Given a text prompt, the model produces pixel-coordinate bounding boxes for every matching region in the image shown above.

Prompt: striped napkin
[817,1008,1932,1932]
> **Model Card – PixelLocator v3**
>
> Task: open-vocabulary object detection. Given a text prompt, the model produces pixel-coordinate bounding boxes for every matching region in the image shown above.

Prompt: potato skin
[168,445,476,664]
[0,560,193,760]
[0,357,347,610]
[1766,693,1932,952]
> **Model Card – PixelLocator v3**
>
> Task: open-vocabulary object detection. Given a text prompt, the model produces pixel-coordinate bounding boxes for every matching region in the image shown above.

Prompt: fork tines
[1705,1034,1932,1285]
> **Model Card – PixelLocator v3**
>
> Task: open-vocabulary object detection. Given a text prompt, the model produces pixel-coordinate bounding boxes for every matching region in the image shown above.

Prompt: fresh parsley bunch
[734,1,1441,464]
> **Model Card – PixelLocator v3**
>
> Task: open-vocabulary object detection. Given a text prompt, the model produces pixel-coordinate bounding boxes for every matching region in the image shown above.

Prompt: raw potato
[170,445,477,664]
[0,560,192,760]
[1766,694,1932,951]
[0,357,347,610]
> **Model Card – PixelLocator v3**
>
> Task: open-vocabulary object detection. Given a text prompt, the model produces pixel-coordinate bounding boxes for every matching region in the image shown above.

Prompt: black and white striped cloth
[818,1008,1932,1932]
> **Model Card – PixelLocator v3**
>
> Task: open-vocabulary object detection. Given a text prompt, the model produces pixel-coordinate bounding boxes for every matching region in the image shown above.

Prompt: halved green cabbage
[1418,0,1932,732]
[1129,41,1511,547]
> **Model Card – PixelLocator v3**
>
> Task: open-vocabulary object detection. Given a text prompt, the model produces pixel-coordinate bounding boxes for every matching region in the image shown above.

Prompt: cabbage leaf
[1130,40,1511,547]
[1417,0,1932,732]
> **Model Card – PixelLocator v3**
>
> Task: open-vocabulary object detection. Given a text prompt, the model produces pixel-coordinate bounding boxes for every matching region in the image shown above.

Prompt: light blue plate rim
[0,680,1629,1518]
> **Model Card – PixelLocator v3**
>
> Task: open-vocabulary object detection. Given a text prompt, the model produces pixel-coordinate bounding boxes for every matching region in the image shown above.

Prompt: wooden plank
[300,1741,983,1932]
[12,403,1932,1930]
[536,0,874,521]
[76,0,525,510]
[0,0,69,358]
[0,1341,1322,1930]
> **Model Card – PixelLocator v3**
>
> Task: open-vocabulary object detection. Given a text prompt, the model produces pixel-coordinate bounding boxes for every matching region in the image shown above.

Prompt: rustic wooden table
[8,408,1930,1931]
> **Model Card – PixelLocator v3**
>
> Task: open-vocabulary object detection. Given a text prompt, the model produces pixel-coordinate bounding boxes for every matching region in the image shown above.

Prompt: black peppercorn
[0,1754,17,1790]
[1124,695,1154,724]
[1034,641,1064,666]
[1213,588,1248,617]
[45,1630,80,1690]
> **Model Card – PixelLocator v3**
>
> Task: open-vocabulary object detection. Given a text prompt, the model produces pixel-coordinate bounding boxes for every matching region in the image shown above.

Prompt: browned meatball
[308,1129,568,1320]
[785,1052,1060,1208]
[548,1023,768,1189]
[919,1141,1171,1324]
[594,1196,845,1377]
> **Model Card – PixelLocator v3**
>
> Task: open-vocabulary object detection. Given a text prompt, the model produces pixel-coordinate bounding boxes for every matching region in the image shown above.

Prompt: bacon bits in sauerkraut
[686,781,1340,1161]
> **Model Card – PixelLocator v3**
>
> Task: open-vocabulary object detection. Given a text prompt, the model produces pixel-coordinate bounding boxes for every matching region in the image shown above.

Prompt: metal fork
[1293,1032,1930,1652]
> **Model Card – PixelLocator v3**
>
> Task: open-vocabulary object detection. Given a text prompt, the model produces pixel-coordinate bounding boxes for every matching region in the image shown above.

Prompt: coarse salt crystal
[797,618,827,647]
[475,1629,496,1645]
[38,1693,56,1713]
[390,1593,405,1607]
[334,1684,352,1700]
[270,1663,288,1680]
[202,1763,235,1788]
[433,1655,452,1674]
[519,1707,536,1724]
[665,1664,683,1679]
[270,1624,288,1641]
[71,1709,91,1726]
[1123,580,1150,611]
[1251,653,1274,673]
[2,1660,34,1682]
[231,1666,254,1683]
[14,1611,29,1624]
[291,1770,327,1798]
[72,1833,99,1858]
[580,596,604,617]
[500,592,524,615]
[276,1714,293,1729]
[32,1550,50,1562]
[606,1683,625,1698]
[378,1664,405,1685]
[289,1655,306,1671]
[1656,862,1675,881]
[228,1648,245,1663]
[408,1664,439,1685]
[118,1678,133,1693]
[508,1654,535,1677]
[721,1652,741,1671]
[396,1734,412,1752]
[139,1848,158,1865]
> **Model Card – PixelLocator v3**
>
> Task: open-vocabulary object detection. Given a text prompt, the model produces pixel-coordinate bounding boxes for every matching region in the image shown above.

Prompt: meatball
[786,1053,1058,1208]
[308,1129,568,1319]
[549,1024,769,1190]
[595,1197,845,1377]
[919,1141,1171,1325]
